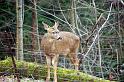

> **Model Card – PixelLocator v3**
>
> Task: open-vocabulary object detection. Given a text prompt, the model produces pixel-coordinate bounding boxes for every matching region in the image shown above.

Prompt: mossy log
[0,58,116,82]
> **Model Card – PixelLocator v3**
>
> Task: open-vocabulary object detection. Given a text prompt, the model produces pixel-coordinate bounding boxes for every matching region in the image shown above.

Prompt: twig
[85,13,103,43]
[58,0,75,33]
[84,2,113,58]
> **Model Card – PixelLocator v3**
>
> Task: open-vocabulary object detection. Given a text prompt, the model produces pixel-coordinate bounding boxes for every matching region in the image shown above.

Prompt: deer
[41,22,80,82]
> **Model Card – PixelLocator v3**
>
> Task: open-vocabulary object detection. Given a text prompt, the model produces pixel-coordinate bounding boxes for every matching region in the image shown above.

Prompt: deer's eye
[52,31,59,34]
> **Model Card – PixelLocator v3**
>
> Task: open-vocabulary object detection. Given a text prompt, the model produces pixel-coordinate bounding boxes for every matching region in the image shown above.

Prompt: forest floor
[0,76,45,82]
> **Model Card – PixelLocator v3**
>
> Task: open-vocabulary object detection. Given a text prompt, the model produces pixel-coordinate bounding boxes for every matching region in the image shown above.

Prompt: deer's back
[41,31,80,55]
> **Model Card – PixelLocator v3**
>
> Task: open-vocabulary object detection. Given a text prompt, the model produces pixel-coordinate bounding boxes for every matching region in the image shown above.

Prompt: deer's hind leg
[69,52,79,70]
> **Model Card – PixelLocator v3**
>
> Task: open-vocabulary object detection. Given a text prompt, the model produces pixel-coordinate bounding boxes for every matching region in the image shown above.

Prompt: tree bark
[70,0,77,29]
[32,0,40,61]
[16,0,24,60]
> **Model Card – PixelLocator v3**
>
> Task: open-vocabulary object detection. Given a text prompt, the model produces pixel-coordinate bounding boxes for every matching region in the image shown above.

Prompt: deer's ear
[42,22,49,30]
[54,21,59,29]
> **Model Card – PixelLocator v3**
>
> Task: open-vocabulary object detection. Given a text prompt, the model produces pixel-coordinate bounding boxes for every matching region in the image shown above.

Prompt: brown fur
[41,22,80,82]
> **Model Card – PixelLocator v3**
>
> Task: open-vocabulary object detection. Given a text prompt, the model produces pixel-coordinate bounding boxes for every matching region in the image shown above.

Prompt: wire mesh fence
[0,31,123,82]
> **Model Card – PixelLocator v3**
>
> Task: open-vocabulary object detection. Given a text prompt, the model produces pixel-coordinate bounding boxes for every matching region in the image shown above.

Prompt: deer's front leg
[46,56,51,82]
[52,55,59,82]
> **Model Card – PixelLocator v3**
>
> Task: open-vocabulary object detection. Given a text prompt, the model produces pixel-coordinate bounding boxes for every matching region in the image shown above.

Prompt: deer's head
[42,22,62,40]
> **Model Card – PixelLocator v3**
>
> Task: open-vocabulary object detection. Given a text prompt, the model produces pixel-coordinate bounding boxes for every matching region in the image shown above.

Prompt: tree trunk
[70,0,77,29]
[32,0,40,61]
[16,0,24,60]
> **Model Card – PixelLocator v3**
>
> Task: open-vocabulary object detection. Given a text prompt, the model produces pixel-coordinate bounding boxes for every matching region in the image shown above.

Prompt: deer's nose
[57,37,62,40]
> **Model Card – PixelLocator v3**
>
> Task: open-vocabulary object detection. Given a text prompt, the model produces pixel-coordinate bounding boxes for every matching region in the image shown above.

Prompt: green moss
[0,58,116,82]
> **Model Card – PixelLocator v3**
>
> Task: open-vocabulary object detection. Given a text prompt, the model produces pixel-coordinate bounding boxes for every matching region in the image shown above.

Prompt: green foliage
[0,58,116,82]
